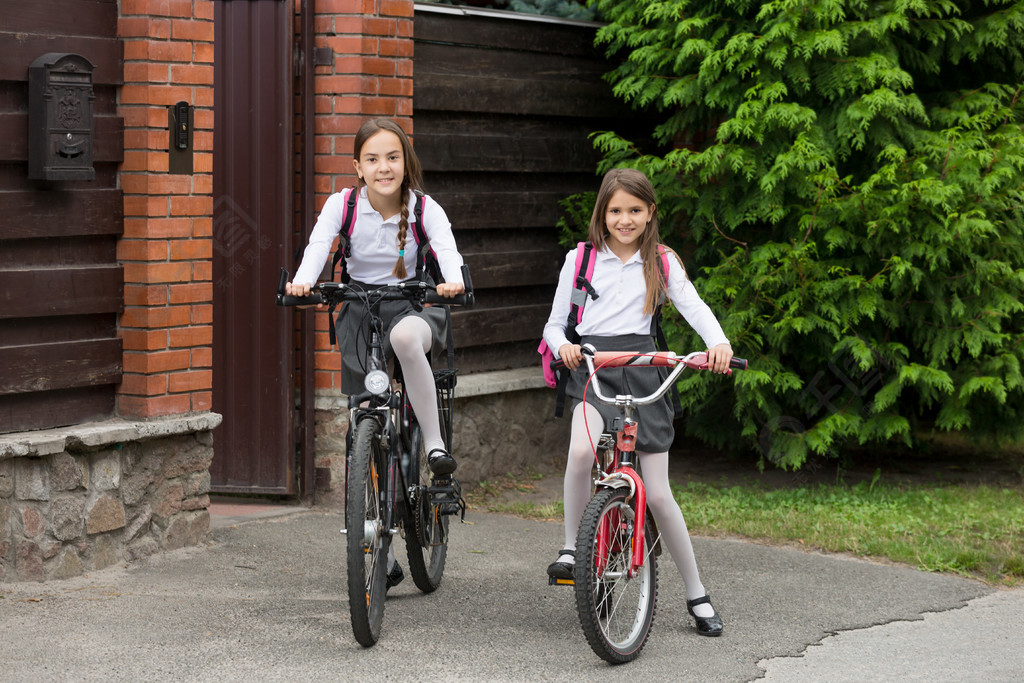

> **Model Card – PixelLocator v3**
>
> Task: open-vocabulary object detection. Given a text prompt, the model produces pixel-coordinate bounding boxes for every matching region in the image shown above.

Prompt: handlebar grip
[461,264,475,306]
[730,357,748,370]
[276,293,325,307]
[422,264,476,306]
[276,267,325,306]
[423,291,470,306]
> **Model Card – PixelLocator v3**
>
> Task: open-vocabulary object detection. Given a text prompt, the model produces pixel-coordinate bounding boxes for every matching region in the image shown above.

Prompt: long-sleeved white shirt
[293,187,464,287]
[542,245,730,355]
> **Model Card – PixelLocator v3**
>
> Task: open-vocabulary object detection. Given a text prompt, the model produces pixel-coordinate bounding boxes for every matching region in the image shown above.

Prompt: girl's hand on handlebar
[706,343,734,374]
[558,343,583,371]
[435,281,465,299]
[284,281,325,309]
[284,281,310,297]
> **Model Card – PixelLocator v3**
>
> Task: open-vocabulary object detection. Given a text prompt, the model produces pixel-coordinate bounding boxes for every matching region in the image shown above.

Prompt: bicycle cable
[580,351,666,470]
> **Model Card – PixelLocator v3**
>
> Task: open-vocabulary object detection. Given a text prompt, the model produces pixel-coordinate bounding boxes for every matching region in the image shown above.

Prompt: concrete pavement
[0,502,1019,681]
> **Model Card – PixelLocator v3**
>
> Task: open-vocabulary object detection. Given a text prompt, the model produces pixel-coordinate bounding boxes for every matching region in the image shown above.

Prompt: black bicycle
[276,266,474,646]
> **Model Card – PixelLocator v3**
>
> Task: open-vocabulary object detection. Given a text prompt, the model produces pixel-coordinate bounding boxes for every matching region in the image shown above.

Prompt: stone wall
[311,371,570,506]
[0,413,220,582]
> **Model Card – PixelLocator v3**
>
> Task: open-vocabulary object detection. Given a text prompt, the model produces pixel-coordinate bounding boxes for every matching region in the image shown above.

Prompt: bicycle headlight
[364,370,390,395]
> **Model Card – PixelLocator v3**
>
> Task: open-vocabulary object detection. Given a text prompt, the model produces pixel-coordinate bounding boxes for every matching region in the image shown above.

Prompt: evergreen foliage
[586,0,1024,468]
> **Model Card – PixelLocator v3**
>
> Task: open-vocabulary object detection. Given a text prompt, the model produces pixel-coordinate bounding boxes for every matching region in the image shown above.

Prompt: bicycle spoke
[575,489,657,664]
[347,418,389,647]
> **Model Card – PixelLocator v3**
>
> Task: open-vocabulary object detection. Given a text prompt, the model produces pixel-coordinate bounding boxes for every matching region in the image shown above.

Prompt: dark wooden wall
[413,7,636,374]
[0,1,124,432]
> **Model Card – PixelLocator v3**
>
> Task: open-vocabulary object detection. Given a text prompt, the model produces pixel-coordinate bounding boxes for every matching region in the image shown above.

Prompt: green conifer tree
[588,0,1024,467]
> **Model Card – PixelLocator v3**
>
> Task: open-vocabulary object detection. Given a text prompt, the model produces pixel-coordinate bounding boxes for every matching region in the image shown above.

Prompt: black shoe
[427,448,457,475]
[546,549,576,580]
[386,563,404,592]
[687,595,724,637]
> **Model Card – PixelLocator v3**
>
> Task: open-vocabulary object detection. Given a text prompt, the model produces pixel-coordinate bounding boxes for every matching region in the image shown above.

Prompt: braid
[392,192,410,279]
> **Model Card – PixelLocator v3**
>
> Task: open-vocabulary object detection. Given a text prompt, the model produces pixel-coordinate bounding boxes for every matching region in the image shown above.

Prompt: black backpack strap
[444,304,455,371]
[329,187,358,282]
[554,242,597,418]
[553,368,572,419]
[650,305,683,418]
[328,187,359,346]
[409,190,442,284]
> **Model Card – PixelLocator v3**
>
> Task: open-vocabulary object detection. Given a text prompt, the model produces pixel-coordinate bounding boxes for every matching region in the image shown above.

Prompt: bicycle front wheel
[346,417,390,647]
[404,440,448,592]
[574,487,658,664]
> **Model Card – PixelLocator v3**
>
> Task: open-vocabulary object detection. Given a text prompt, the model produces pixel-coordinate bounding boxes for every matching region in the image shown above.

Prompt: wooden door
[210,0,295,494]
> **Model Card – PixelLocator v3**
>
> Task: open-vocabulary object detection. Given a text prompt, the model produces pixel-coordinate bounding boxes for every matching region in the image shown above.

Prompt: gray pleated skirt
[565,334,675,452]
[334,282,448,395]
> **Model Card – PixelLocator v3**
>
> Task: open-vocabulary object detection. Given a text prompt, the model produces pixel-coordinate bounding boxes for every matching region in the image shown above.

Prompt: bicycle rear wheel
[574,487,658,664]
[404,439,448,592]
[346,417,390,647]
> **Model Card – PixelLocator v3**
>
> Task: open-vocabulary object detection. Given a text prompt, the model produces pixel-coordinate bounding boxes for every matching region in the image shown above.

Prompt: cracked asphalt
[1,503,1021,681]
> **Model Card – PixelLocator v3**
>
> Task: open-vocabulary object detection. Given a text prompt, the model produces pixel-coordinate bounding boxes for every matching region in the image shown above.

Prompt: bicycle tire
[574,487,658,664]
[404,439,448,592]
[346,417,390,647]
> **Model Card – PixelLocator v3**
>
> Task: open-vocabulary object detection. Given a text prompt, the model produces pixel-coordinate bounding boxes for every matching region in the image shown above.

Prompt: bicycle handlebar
[551,345,747,408]
[275,264,476,308]
[549,349,747,373]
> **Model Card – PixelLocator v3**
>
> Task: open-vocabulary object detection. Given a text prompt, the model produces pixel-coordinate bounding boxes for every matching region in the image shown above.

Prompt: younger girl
[286,118,466,588]
[542,168,733,637]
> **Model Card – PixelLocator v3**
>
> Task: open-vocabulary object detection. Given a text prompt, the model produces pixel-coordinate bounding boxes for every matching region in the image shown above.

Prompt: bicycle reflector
[364,370,390,395]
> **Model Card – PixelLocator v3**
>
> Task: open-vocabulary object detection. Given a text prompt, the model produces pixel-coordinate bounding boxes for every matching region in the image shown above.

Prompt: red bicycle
[551,344,746,663]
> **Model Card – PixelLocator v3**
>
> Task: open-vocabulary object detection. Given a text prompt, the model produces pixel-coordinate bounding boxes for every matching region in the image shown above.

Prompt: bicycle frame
[275,267,473,646]
[565,345,746,662]
[582,350,693,577]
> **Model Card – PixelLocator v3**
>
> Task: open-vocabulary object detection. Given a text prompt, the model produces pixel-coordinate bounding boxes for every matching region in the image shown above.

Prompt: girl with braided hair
[286,117,465,482]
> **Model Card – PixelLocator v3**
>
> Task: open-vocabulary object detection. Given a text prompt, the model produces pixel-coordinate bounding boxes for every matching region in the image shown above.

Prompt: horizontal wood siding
[0,0,123,432]
[413,8,639,374]
[0,338,122,395]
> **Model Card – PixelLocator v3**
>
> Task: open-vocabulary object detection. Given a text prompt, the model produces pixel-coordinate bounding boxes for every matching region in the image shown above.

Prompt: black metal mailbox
[28,53,96,181]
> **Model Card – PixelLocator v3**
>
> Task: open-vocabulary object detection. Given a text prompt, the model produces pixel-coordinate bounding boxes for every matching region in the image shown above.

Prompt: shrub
[587,0,1024,468]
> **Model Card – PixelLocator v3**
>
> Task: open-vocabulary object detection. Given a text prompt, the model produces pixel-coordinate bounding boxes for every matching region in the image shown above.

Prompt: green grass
[674,475,1024,586]
[465,471,565,522]
[468,468,1024,585]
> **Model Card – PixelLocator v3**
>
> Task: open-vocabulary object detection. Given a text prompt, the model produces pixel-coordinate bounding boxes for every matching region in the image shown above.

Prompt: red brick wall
[113,0,413,418]
[311,0,415,392]
[116,0,215,418]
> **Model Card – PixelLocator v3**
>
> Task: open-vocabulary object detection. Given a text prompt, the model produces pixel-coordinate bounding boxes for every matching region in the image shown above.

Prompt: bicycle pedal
[548,576,575,587]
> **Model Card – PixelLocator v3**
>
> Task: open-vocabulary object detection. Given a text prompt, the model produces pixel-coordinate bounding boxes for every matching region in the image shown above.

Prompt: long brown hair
[353,118,425,279]
[588,168,673,315]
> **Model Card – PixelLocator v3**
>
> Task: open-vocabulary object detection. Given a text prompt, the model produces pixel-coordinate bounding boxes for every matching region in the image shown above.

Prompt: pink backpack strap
[657,244,670,281]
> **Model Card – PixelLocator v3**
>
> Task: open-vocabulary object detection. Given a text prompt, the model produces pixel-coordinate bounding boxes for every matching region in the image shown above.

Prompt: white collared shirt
[542,245,730,354]
[293,187,464,286]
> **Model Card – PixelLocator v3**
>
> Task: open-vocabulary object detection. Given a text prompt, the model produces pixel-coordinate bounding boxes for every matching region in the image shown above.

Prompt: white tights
[560,402,713,617]
[388,315,445,456]
[386,316,444,573]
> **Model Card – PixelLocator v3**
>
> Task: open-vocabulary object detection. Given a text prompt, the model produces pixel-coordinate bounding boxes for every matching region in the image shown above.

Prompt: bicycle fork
[341,409,400,546]
[594,467,647,578]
